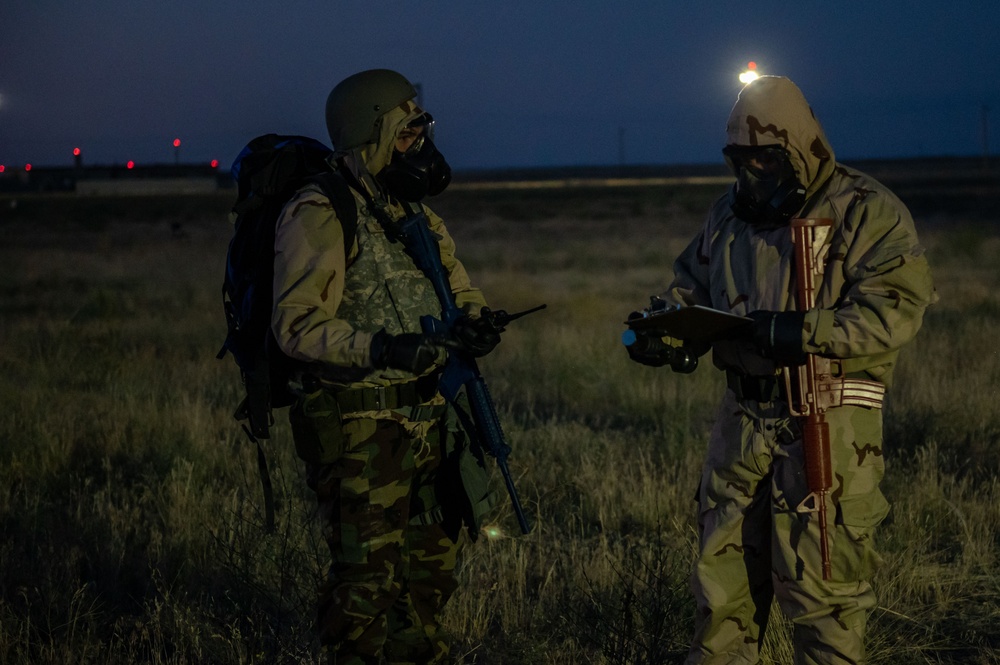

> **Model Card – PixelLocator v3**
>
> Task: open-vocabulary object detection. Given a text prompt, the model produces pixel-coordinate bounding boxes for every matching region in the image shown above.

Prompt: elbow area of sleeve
[803,308,836,354]
[455,288,487,312]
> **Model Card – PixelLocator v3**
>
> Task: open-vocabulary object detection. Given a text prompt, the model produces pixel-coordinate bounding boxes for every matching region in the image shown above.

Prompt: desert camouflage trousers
[686,390,889,665]
[301,412,465,665]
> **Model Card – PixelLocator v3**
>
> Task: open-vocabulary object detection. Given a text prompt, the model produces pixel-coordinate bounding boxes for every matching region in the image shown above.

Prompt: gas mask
[724,146,806,226]
[378,114,452,202]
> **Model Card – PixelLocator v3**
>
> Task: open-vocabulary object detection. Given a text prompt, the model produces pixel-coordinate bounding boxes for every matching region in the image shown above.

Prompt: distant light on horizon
[127,160,135,169]
[739,61,760,84]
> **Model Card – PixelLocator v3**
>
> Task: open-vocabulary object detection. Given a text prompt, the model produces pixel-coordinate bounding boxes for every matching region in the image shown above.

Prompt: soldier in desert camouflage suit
[627,76,936,664]
[271,69,498,665]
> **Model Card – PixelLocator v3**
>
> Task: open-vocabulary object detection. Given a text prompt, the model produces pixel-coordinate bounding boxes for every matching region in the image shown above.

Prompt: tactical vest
[337,204,443,381]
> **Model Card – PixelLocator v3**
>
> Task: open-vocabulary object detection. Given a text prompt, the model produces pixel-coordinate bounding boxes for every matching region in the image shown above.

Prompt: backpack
[217,134,359,442]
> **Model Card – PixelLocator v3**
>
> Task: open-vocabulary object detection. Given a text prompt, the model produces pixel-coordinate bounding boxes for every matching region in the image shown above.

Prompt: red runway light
[25,164,32,172]
[127,160,135,169]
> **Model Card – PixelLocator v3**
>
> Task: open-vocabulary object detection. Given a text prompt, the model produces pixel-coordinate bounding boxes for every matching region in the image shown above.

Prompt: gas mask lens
[724,145,789,178]
[399,113,435,155]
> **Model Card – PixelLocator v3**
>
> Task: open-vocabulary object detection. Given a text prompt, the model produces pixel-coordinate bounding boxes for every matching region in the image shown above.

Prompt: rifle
[394,203,542,534]
[783,218,835,580]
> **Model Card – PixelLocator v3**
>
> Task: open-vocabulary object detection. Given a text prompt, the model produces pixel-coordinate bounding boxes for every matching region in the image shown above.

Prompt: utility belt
[725,369,885,409]
[302,371,445,420]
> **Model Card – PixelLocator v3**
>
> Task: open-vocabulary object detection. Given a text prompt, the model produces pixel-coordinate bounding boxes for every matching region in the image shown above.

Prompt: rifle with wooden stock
[784,217,835,580]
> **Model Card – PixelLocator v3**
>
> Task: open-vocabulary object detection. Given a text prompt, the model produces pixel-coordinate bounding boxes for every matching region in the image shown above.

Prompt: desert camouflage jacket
[662,77,937,387]
[271,183,486,388]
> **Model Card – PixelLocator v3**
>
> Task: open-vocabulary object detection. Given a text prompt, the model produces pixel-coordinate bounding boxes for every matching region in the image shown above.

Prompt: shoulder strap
[306,171,359,263]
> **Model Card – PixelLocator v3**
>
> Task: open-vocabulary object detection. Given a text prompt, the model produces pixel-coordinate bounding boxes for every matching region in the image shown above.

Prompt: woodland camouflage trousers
[686,391,889,665]
[303,413,464,665]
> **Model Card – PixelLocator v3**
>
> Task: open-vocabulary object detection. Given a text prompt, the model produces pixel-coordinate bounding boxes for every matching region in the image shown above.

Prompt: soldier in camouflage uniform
[272,69,498,665]
[627,76,936,664]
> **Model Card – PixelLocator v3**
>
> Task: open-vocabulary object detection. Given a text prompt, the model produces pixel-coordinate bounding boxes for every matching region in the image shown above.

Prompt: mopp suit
[642,77,936,664]
[272,70,495,664]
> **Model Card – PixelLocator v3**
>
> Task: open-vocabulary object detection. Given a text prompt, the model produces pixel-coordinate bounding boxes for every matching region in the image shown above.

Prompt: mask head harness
[724,145,806,226]
[378,112,452,202]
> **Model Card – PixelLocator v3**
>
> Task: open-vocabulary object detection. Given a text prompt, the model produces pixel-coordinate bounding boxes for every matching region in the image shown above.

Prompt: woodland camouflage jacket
[662,76,937,387]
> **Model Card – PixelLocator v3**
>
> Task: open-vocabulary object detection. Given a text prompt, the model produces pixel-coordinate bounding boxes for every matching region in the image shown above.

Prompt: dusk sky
[3,2,998,171]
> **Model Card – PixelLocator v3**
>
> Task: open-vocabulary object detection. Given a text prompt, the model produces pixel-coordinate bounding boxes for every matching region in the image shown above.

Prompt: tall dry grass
[0,188,998,664]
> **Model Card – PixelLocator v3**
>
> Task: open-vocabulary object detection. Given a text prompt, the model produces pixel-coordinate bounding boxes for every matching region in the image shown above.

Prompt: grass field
[1,182,999,664]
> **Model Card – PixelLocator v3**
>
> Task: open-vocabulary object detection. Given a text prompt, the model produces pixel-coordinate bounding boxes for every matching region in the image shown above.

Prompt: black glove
[452,313,502,357]
[624,329,699,373]
[747,310,807,365]
[370,330,439,374]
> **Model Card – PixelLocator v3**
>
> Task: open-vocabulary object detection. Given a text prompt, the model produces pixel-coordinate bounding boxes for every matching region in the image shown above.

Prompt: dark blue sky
[3,2,998,170]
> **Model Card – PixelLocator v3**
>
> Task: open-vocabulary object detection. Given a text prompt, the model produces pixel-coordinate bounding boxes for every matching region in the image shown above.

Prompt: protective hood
[338,99,428,190]
[361,100,427,176]
[725,76,835,200]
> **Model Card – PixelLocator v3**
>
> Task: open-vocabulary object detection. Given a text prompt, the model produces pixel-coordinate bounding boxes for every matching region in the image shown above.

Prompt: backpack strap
[306,171,360,264]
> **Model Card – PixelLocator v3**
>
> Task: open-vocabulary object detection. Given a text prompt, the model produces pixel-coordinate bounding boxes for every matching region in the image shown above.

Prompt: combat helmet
[325,69,417,151]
